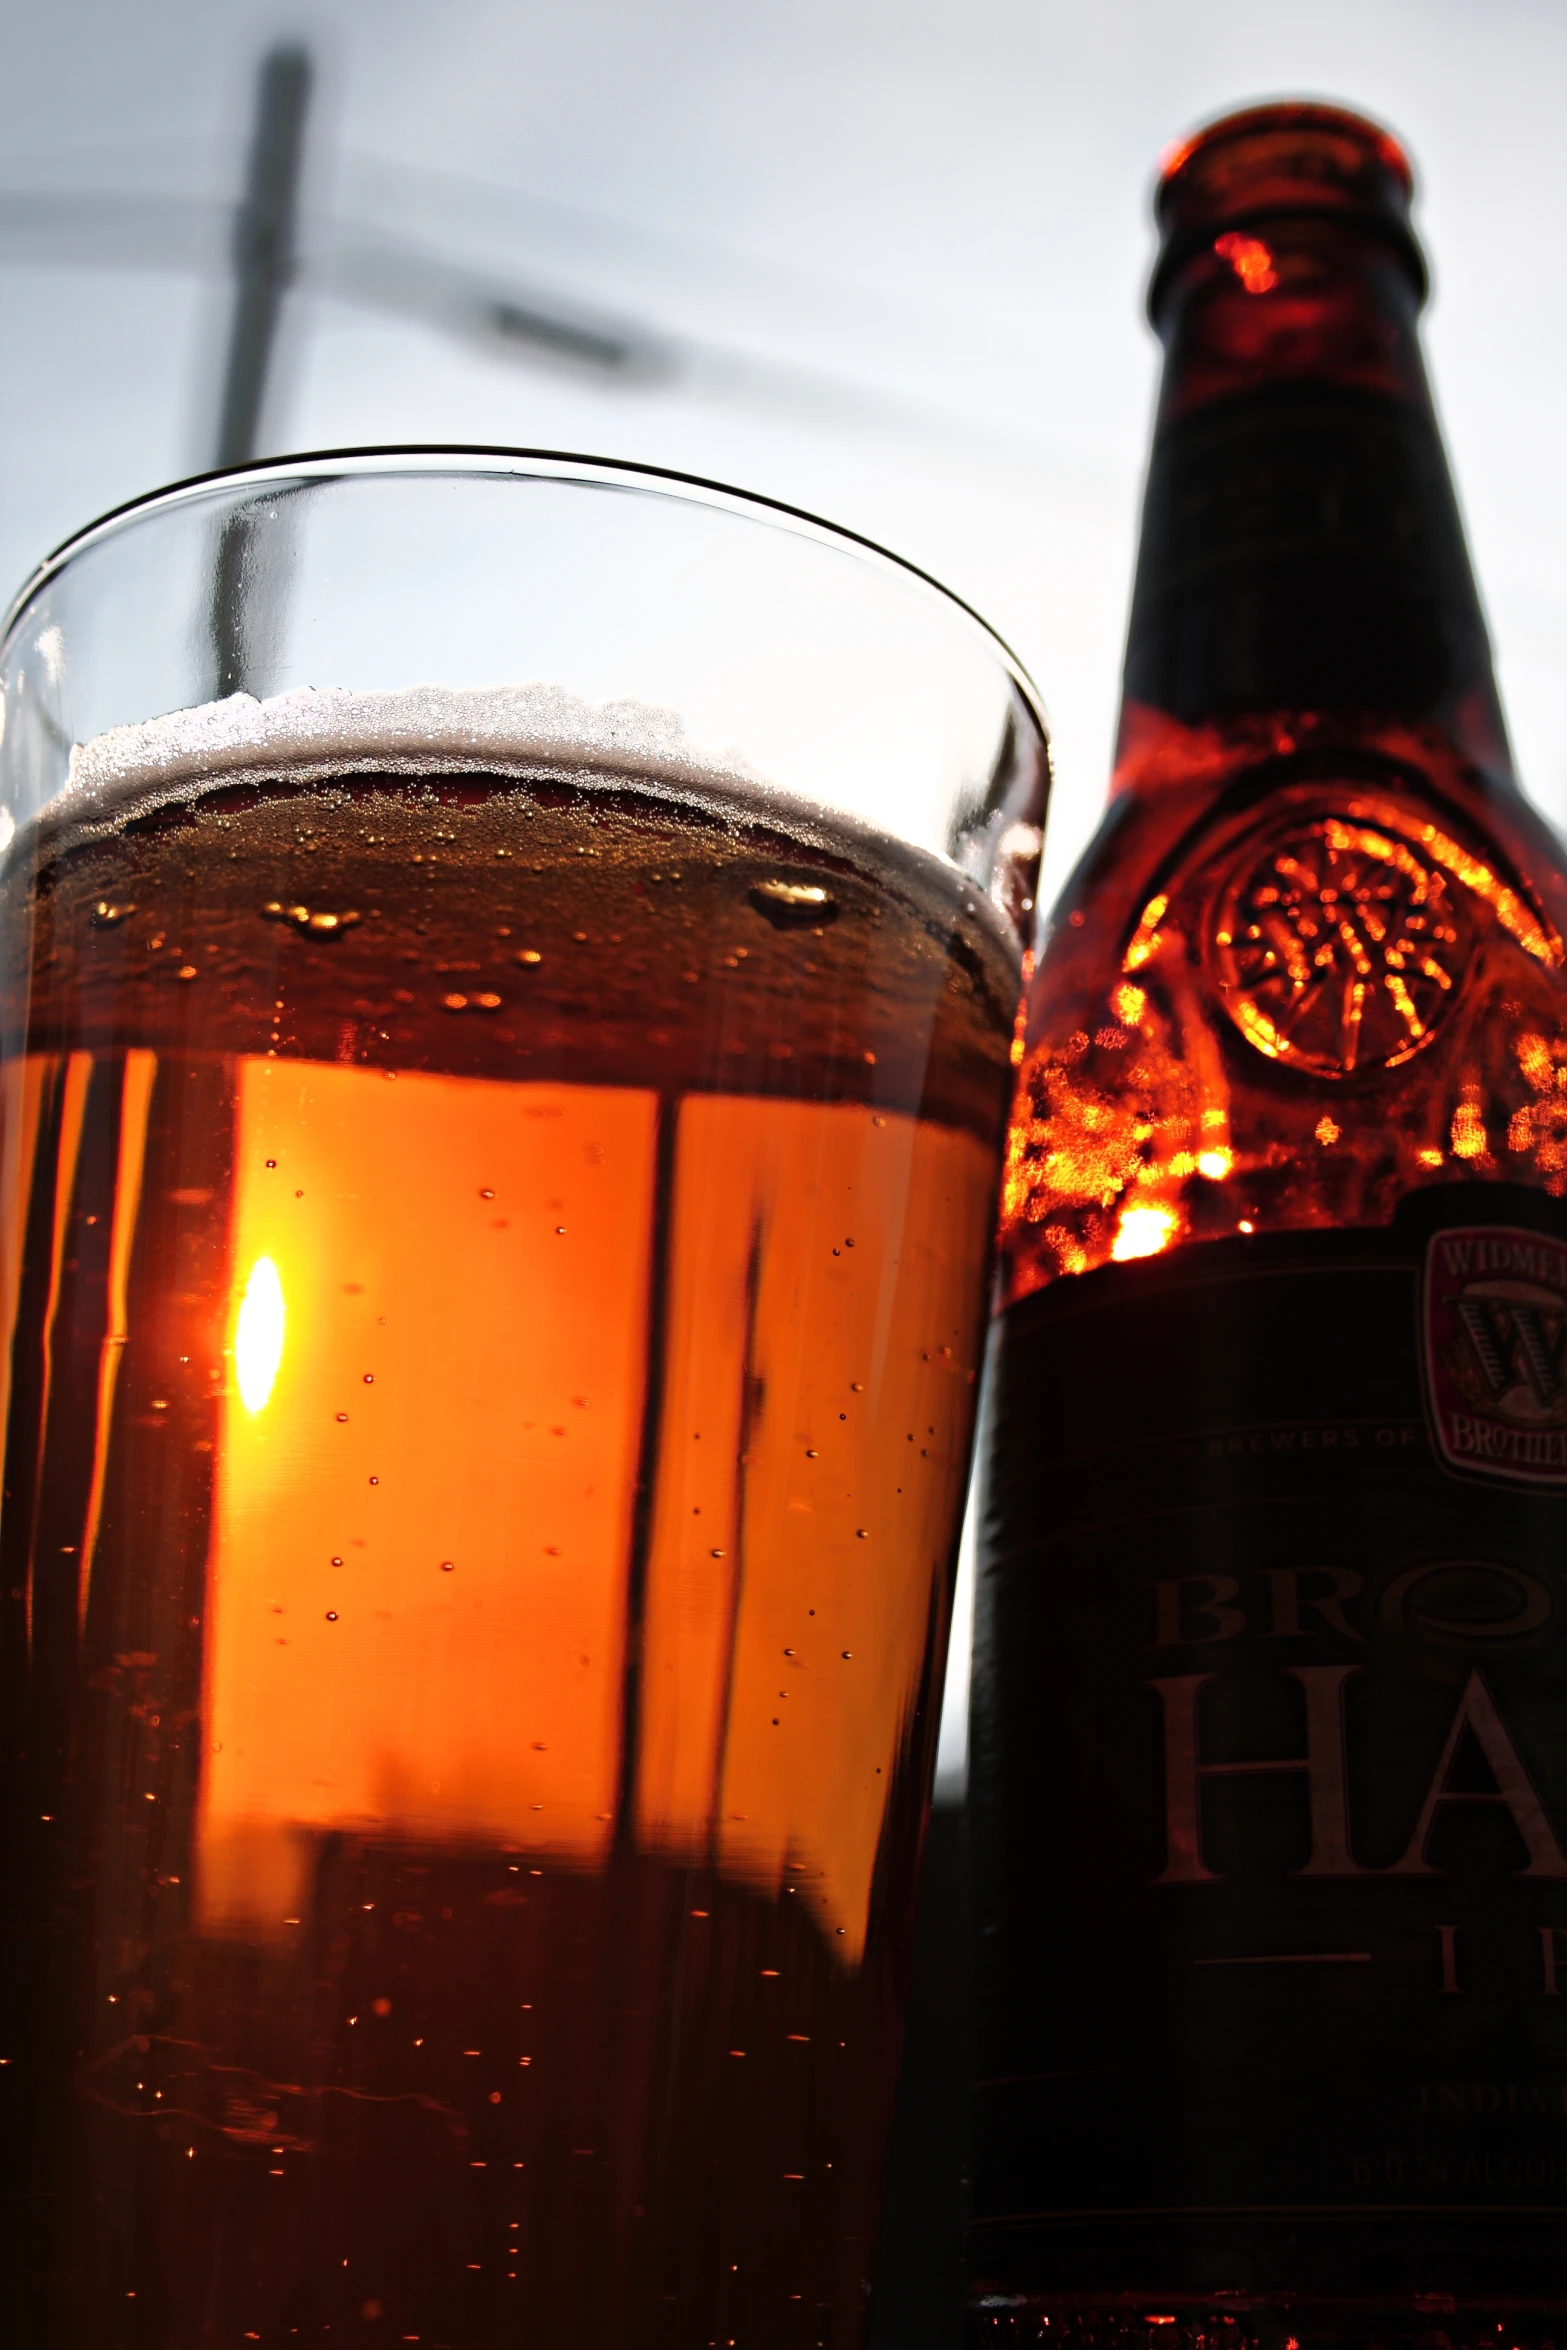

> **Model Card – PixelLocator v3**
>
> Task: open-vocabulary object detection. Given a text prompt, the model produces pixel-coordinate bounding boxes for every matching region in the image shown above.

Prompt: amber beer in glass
[0,452,1048,2345]
[973,107,1567,2340]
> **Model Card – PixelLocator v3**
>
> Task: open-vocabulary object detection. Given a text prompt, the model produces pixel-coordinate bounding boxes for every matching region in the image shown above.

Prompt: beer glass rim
[2,444,1047,729]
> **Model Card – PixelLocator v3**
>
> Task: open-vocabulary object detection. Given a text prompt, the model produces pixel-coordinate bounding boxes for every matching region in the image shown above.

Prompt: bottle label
[1424,1223,1567,1486]
[971,1187,1567,2296]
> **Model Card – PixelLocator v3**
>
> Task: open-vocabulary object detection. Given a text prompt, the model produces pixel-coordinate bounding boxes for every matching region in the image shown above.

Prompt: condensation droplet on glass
[326,1611,338,1622]
[479,1188,495,1200]
[440,1560,455,1574]
[90,899,135,927]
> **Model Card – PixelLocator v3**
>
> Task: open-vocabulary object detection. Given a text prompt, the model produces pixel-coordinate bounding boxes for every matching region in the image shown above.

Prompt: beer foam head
[63,681,765,819]
[40,676,1017,965]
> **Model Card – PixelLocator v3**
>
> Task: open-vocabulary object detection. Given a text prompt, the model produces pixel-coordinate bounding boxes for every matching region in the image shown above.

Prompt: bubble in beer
[748,879,838,928]
[89,899,135,927]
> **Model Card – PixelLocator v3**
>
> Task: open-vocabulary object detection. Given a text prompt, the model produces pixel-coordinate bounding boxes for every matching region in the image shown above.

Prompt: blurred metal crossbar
[0,128,1067,477]
[0,184,674,386]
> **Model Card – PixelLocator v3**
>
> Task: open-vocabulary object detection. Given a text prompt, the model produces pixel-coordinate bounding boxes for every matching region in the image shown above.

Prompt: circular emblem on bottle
[1212,811,1470,1075]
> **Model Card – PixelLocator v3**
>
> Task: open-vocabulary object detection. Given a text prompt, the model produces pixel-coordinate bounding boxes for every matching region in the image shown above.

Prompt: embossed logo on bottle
[1211,808,1469,1075]
[1425,1224,1567,1485]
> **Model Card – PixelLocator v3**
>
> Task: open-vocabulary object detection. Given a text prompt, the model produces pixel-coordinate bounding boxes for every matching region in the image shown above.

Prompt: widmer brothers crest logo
[1425,1225,1567,1484]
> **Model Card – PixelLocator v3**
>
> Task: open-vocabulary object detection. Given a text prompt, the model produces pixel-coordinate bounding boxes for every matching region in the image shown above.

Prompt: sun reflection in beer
[234,1256,284,1411]
[198,1059,982,1964]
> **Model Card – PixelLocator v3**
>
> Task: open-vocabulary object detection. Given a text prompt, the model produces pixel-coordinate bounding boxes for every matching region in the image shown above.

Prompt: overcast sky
[0,0,1562,900]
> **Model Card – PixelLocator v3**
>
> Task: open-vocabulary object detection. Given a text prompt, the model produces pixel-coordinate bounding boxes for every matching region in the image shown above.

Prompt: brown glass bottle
[971,106,1567,2344]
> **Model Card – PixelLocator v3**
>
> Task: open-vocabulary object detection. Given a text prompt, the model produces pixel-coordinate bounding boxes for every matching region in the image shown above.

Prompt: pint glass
[0,452,1047,2347]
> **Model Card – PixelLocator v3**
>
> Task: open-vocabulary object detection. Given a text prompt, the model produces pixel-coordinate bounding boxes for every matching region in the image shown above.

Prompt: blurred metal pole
[214,43,313,470]
[211,45,312,698]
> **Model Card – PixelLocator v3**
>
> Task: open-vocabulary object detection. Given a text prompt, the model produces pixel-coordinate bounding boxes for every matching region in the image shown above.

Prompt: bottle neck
[1115,217,1511,793]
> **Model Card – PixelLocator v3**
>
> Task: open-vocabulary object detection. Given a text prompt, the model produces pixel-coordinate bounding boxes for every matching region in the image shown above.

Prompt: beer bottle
[971,103,1567,2338]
